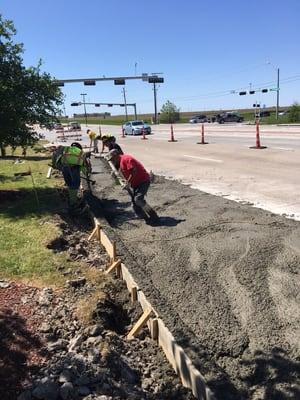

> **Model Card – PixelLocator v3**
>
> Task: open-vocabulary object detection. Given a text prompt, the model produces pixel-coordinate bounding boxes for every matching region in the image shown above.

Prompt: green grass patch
[0,143,81,287]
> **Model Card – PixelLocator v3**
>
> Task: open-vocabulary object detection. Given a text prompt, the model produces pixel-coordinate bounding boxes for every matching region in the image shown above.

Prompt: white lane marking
[183,155,223,163]
[272,147,294,151]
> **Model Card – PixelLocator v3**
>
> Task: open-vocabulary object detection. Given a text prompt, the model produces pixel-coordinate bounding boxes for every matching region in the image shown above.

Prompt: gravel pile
[88,157,300,400]
[2,216,194,400]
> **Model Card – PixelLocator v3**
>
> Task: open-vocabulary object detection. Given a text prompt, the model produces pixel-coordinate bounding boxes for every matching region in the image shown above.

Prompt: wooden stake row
[87,220,215,399]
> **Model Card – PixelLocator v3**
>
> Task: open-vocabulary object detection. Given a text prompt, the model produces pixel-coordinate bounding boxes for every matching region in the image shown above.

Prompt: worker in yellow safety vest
[87,129,98,153]
[52,142,87,213]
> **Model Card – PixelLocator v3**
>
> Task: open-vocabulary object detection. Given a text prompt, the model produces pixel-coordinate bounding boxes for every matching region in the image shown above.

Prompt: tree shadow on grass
[0,309,48,400]
[0,187,66,219]
[1,155,52,162]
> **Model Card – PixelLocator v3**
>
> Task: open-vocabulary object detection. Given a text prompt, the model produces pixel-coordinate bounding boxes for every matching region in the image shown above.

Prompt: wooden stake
[127,309,152,340]
[131,287,138,303]
[150,318,159,341]
[46,167,52,179]
[105,259,121,275]
[88,225,98,241]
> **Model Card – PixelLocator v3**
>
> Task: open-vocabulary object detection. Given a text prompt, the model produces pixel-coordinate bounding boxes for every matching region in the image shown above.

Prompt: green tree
[0,15,63,156]
[160,100,180,123]
[288,102,300,123]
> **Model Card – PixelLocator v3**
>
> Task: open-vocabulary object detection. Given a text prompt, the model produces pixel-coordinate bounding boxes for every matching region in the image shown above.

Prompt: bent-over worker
[101,135,123,154]
[51,142,87,214]
[106,149,159,224]
[87,129,98,153]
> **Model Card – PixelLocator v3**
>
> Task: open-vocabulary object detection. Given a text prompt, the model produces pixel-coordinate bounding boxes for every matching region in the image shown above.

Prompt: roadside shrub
[288,102,300,123]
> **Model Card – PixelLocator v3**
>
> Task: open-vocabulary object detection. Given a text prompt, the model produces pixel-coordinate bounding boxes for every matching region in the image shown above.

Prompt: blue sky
[2,0,300,116]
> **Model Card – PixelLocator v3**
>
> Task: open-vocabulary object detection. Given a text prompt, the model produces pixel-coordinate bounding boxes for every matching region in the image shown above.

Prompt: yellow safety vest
[61,146,85,166]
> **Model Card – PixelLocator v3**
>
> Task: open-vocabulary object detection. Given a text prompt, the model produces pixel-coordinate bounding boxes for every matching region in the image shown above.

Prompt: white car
[123,120,151,135]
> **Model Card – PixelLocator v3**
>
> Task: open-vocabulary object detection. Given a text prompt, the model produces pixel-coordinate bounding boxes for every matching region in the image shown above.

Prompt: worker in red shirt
[106,149,159,224]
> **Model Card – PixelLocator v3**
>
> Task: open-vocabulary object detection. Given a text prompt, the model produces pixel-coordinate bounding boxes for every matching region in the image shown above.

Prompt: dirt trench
[88,157,300,400]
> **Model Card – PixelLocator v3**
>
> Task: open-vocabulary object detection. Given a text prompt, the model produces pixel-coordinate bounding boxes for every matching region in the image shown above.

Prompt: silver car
[123,120,151,135]
[189,115,207,123]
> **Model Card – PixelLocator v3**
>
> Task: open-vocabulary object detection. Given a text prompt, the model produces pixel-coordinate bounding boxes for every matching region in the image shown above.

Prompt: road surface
[42,122,300,221]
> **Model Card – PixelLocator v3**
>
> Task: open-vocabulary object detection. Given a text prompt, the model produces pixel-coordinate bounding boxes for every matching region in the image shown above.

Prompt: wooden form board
[100,228,116,261]
[91,215,215,399]
[157,318,215,400]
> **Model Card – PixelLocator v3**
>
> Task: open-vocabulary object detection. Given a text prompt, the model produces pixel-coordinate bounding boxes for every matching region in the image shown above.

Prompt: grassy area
[0,143,82,287]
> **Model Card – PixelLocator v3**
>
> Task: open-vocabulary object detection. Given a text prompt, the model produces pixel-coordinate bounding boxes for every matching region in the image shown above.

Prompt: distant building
[73,112,111,118]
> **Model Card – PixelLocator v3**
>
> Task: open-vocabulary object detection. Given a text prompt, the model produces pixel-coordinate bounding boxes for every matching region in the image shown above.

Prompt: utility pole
[153,82,158,124]
[80,93,88,126]
[276,68,280,120]
[133,103,137,120]
[122,87,128,121]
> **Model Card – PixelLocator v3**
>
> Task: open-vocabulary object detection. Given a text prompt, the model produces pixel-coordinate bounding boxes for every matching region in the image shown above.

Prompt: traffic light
[84,80,96,86]
[261,89,268,93]
[120,104,125,107]
[148,77,164,83]
[71,102,80,106]
[114,79,125,85]
[239,91,247,95]
[253,104,260,108]
[95,103,100,107]
[53,81,64,87]
[249,90,255,95]
[108,104,113,107]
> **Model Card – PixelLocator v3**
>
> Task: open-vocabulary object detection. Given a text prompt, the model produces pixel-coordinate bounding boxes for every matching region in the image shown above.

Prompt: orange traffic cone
[168,125,177,142]
[197,124,208,144]
[250,120,267,149]
[141,127,148,140]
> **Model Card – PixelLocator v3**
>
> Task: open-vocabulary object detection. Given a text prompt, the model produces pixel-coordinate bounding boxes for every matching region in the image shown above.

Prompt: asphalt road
[42,122,300,221]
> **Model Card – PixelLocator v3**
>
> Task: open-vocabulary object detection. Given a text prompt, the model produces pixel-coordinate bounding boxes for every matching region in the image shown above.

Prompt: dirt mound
[90,157,300,400]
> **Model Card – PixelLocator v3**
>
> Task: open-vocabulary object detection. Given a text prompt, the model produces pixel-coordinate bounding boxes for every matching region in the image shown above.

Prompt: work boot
[142,203,160,224]
[133,204,149,220]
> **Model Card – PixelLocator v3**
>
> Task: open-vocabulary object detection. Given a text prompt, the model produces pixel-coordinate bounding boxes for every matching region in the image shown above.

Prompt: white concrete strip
[271,147,294,151]
[183,155,223,163]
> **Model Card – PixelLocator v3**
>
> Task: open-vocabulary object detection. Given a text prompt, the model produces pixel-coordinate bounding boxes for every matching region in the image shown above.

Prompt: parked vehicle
[123,120,151,135]
[189,115,207,123]
[207,115,217,123]
[69,121,81,130]
[216,112,244,123]
[279,110,289,116]
[54,123,63,130]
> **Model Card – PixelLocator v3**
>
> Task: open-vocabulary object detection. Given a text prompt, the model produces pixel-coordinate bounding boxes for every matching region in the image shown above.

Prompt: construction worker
[87,129,98,153]
[101,135,123,154]
[106,149,159,224]
[52,142,87,213]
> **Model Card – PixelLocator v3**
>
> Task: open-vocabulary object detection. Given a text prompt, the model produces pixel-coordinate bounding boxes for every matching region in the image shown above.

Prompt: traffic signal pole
[153,82,158,124]
[80,93,88,126]
[122,88,128,122]
[276,68,280,120]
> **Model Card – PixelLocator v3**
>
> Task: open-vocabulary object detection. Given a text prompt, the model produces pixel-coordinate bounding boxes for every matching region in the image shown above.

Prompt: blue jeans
[133,180,150,208]
[62,165,81,189]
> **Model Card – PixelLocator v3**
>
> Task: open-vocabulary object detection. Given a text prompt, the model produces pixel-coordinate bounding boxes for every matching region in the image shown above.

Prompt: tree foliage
[288,102,300,123]
[160,100,180,123]
[0,15,63,156]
